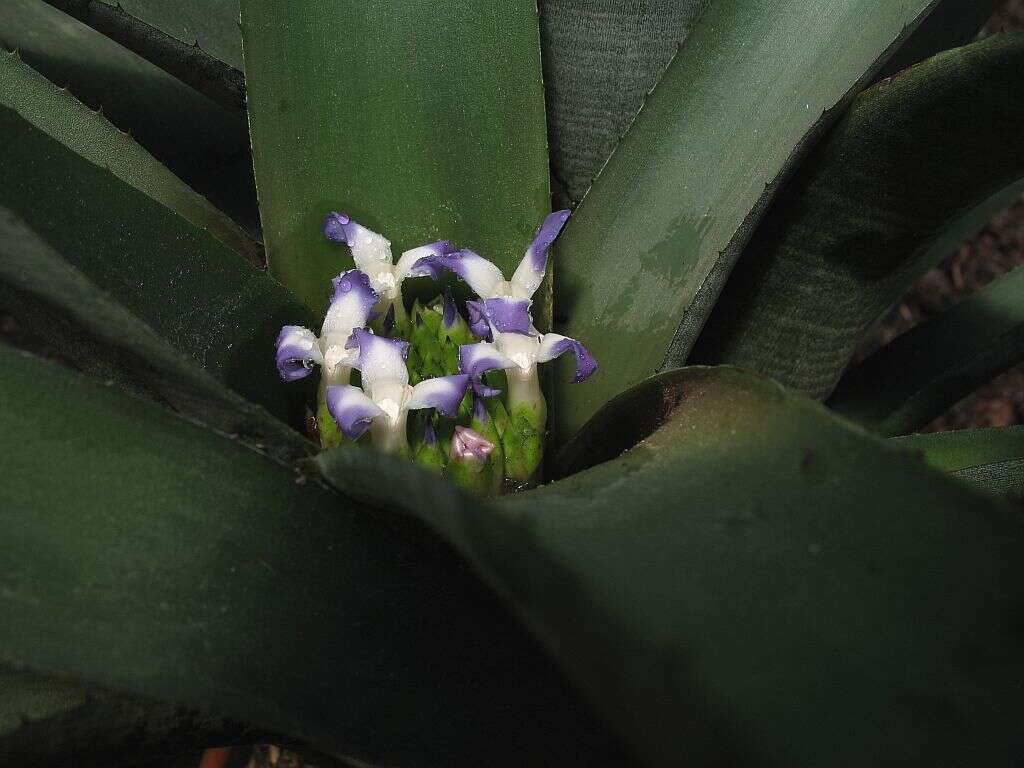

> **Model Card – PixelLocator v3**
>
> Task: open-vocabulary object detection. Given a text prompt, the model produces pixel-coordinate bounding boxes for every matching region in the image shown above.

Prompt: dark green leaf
[0,667,258,767]
[0,206,311,464]
[830,266,1024,436]
[40,0,245,112]
[550,0,947,445]
[692,34,1024,399]
[94,0,243,70]
[876,0,1001,78]
[383,366,1024,765]
[0,0,257,228]
[891,426,1024,497]
[0,346,615,767]
[240,0,552,316]
[539,0,708,207]
[1,48,258,263]
[0,70,314,424]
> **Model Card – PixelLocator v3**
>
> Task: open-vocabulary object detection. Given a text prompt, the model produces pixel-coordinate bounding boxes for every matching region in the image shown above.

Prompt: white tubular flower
[323,211,454,322]
[325,329,470,454]
[274,269,378,386]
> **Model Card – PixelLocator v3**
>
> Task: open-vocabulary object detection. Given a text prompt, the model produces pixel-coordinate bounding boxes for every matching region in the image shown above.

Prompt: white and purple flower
[429,210,571,314]
[326,328,470,453]
[458,297,597,387]
[275,269,379,385]
[324,212,454,321]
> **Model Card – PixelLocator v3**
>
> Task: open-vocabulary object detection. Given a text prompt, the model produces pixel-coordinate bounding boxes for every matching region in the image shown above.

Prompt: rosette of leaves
[2,1,1024,767]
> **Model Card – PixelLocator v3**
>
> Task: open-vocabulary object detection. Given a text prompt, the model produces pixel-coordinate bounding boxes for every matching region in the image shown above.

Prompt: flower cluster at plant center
[275,210,596,494]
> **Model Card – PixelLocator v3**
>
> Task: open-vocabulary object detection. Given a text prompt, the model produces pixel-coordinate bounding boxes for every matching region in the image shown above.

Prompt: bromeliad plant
[2,1,1024,766]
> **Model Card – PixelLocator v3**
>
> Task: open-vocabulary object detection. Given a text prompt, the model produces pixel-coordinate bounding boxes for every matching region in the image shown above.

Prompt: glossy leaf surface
[693,34,1024,399]
[241,0,551,314]
[0,347,616,766]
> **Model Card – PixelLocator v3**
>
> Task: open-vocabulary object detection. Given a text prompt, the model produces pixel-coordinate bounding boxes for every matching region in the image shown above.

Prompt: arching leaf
[0,346,615,767]
[354,367,1024,765]
[830,266,1024,436]
[550,0,951,444]
[0,72,313,424]
[692,34,1024,399]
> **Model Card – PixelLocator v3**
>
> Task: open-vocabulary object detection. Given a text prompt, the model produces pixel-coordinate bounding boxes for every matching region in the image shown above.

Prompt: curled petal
[465,300,492,340]
[459,342,515,376]
[323,212,393,269]
[437,249,506,298]
[511,209,571,299]
[275,325,323,381]
[322,269,378,337]
[538,333,598,383]
[349,328,410,390]
[395,240,455,282]
[480,297,533,336]
[325,384,384,440]
[452,426,493,463]
[408,374,471,417]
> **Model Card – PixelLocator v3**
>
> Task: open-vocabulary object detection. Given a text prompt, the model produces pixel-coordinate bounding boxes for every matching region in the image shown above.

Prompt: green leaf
[890,427,1024,497]
[0,346,615,766]
[0,71,314,424]
[239,0,551,315]
[540,0,708,207]
[891,425,1024,471]
[40,0,245,112]
[550,0,952,445]
[830,266,1024,436]
[93,0,243,70]
[0,205,312,464]
[0,0,257,229]
[0,48,258,263]
[378,366,1024,765]
[876,0,1001,78]
[0,667,259,767]
[692,33,1024,399]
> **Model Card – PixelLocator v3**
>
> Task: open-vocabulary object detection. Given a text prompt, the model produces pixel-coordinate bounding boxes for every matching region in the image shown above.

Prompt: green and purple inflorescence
[275,210,596,494]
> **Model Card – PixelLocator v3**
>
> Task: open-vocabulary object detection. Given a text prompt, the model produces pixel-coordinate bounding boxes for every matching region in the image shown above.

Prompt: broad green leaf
[370,366,1024,765]
[0,206,311,464]
[692,34,1024,399]
[0,81,314,424]
[240,0,551,315]
[0,347,615,766]
[0,0,257,229]
[891,427,1024,497]
[830,266,1024,436]
[0,48,258,264]
[0,667,258,767]
[540,0,708,207]
[550,0,958,445]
